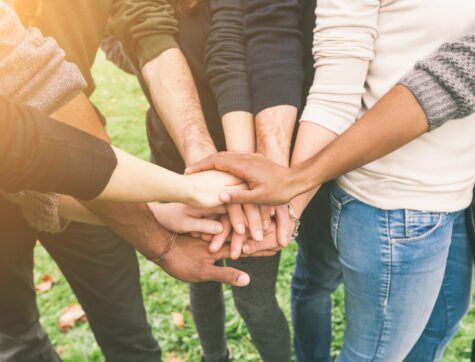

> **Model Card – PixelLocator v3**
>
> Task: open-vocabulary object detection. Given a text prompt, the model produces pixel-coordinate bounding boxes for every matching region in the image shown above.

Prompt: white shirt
[301,0,475,212]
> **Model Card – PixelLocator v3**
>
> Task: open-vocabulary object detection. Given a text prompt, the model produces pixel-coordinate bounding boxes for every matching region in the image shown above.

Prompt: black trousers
[0,196,161,362]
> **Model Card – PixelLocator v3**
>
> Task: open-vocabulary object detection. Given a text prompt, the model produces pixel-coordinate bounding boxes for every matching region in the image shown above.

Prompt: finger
[209,215,232,253]
[220,189,265,205]
[185,216,224,235]
[243,204,263,241]
[246,250,278,257]
[184,155,217,174]
[204,265,250,287]
[230,230,246,259]
[260,205,271,231]
[226,204,246,235]
[191,232,201,238]
[242,236,278,255]
[188,205,227,217]
[201,233,214,242]
[275,205,291,247]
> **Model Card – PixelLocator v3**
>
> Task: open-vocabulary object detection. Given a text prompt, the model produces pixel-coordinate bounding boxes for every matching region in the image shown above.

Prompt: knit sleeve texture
[0,3,86,113]
[243,0,304,114]
[205,0,252,118]
[301,0,380,135]
[109,0,179,70]
[399,28,475,131]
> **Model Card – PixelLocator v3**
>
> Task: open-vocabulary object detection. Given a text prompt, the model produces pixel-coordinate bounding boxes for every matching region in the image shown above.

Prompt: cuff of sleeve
[215,78,253,117]
[252,77,303,115]
[1,191,70,234]
[300,105,352,135]
[136,34,178,70]
[399,69,457,132]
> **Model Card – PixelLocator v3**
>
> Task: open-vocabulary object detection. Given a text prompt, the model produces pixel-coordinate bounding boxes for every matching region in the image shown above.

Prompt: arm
[188,26,475,205]
[0,2,86,112]
[205,0,266,254]
[109,0,216,164]
[242,0,304,245]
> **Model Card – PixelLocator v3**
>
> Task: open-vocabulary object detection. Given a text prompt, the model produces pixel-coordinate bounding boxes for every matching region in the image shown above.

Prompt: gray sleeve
[399,29,475,131]
[0,3,86,113]
[205,0,252,118]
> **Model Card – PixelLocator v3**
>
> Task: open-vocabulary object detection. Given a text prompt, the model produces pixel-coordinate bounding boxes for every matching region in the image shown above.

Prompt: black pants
[0,196,161,362]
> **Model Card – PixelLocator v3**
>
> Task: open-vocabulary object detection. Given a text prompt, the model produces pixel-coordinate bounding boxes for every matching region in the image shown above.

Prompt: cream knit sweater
[302,0,475,212]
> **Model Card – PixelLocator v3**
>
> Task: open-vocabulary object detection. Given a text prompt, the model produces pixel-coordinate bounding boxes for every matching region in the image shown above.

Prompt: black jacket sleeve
[243,0,304,114]
[205,0,252,118]
[0,97,117,200]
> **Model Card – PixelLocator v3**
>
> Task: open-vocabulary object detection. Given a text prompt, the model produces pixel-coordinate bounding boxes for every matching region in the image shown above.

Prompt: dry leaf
[171,312,185,329]
[36,273,55,293]
[165,352,186,362]
[59,304,87,331]
[56,346,65,356]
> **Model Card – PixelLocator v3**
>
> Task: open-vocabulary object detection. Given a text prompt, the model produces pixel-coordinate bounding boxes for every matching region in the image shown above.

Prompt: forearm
[255,105,297,165]
[293,85,429,195]
[80,200,171,260]
[222,111,255,152]
[290,122,337,217]
[96,146,191,203]
[142,48,216,165]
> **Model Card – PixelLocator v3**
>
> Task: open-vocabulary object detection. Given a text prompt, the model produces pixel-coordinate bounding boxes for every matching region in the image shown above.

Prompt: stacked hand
[176,164,299,258]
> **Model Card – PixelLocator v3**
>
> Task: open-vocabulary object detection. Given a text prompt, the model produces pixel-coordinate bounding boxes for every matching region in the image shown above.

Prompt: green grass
[34,52,475,361]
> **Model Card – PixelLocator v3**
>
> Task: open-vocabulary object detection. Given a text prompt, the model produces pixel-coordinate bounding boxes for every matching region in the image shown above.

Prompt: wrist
[184,145,216,166]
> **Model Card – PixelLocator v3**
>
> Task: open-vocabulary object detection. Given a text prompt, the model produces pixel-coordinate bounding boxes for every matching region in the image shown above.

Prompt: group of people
[1,0,474,361]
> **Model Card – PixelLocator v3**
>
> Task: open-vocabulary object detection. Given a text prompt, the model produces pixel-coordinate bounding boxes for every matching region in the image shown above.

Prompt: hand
[148,202,226,234]
[159,235,250,287]
[184,170,247,208]
[186,152,301,206]
[242,218,297,256]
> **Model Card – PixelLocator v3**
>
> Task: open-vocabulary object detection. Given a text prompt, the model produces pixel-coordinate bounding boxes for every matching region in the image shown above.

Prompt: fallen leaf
[58,304,87,331]
[171,312,185,329]
[36,273,55,293]
[165,352,186,362]
[56,346,65,356]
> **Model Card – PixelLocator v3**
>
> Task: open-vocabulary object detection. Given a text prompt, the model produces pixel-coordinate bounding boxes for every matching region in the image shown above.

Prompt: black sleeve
[243,0,304,114]
[0,97,118,200]
[205,0,252,118]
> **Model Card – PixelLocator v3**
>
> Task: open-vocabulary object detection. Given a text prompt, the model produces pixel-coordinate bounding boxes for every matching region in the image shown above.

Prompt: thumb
[184,157,215,174]
[205,265,250,287]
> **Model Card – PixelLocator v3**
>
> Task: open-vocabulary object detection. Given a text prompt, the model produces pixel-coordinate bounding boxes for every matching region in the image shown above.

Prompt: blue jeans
[331,184,472,362]
[292,183,342,362]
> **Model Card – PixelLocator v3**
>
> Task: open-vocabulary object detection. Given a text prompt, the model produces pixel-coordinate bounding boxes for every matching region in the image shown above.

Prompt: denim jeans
[331,184,472,362]
[291,183,342,362]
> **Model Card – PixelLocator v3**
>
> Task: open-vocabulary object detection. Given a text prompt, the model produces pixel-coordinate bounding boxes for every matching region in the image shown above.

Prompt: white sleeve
[301,0,380,135]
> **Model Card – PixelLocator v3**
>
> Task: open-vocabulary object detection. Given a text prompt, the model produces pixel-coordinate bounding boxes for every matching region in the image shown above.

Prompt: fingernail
[243,244,250,254]
[232,249,239,259]
[214,224,223,234]
[263,220,271,230]
[220,193,231,203]
[184,167,191,174]
[255,230,263,241]
[236,224,245,234]
[237,273,250,286]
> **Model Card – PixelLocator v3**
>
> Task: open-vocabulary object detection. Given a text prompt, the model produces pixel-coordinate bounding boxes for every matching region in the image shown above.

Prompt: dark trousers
[0,196,161,362]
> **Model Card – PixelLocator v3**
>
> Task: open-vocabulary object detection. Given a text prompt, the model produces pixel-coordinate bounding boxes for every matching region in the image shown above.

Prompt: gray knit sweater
[400,28,475,131]
[0,3,86,233]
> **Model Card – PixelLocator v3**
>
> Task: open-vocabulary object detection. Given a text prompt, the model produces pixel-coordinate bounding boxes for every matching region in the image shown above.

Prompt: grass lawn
[33,52,475,361]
